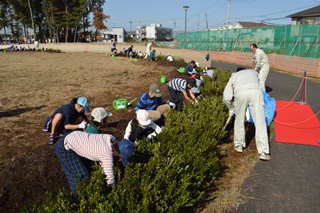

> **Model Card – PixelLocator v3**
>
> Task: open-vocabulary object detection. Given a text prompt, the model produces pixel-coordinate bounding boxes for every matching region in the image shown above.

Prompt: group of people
[42,75,200,195]
[223,43,271,161]
[6,44,47,52]
[43,42,271,196]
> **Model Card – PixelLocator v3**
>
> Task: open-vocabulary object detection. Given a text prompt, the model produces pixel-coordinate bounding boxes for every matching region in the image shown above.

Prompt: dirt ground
[0,50,261,212]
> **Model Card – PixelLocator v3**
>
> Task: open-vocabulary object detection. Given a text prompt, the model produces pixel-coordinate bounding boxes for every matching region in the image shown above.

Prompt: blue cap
[77,97,90,112]
[118,139,135,167]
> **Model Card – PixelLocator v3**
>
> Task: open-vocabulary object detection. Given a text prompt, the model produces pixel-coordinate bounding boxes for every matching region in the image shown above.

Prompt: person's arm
[100,147,115,186]
[147,122,162,139]
[188,90,197,102]
[182,91,193,103]
[123,120,133,140]
[254,50,262,71]
[223,77,234,110]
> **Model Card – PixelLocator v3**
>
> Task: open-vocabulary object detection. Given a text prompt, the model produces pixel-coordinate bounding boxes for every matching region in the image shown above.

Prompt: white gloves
[146,135,152,142]
[192,100,198,105]
[79,121,87,129]
[169,102,176,109]
[229,108,235,117]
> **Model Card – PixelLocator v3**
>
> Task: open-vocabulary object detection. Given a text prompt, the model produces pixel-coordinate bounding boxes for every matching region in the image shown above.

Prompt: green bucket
[160,76,167,83]
[113,98,128,110]
[175,67,185,73]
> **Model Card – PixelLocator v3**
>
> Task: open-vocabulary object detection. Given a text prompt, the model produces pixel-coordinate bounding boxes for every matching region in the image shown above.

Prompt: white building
[103,27,126,43]
[136,23,173,42]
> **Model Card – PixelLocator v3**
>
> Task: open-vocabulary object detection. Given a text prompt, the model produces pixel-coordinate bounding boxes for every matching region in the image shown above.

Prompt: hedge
[25,69,232,213]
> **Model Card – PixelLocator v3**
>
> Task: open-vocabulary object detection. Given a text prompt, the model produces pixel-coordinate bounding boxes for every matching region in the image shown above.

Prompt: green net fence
[174,24,320,58]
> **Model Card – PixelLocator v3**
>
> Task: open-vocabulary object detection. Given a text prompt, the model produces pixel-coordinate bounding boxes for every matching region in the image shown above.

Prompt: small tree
[92,10,109,42]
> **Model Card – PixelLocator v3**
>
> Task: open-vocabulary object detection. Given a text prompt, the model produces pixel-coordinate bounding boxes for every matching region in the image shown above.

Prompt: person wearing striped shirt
[134,83,170,122]
[167,78,198,112]
[55,131,134,195]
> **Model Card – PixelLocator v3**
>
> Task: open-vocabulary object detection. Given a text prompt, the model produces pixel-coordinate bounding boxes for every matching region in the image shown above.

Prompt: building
[233,21,268,29]
[103,27,126,43]
[136,24,173,42]
[286,5,320,25]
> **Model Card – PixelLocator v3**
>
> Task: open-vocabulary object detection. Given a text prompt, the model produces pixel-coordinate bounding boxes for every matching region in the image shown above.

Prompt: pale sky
[103,0,319,32]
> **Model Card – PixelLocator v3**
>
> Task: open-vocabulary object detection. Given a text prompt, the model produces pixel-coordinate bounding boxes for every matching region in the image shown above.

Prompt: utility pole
[173,19,176,39]
[227,0,231,28]
[183,5,189,49]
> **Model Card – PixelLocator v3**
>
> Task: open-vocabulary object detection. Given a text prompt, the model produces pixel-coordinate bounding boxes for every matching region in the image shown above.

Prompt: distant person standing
[250,43,270,91]
[145,41,153,59]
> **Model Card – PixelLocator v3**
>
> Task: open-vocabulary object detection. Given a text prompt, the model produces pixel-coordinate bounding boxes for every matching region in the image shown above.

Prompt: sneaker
[234,146,243,153]
[42,128,48,132]
[259,152,271,161]
[49,134,55,144]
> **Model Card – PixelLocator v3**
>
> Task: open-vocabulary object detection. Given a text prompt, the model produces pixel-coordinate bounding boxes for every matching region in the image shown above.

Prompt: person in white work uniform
[223,67,270,161]
[144,41,153,59]
[250,43,270,91]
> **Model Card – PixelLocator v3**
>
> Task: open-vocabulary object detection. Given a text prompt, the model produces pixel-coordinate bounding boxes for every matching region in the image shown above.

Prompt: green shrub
[26,69,231,213]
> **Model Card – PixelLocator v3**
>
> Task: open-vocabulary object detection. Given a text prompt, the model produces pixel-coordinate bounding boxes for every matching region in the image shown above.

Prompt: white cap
[136,110,151,126]
[91,107,112,122]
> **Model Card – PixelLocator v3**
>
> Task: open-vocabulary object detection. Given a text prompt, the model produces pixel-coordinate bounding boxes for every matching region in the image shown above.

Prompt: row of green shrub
[26,69,232,213]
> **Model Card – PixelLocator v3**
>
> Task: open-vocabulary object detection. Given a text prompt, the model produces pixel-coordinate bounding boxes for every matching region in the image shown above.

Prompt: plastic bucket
[178,67,185,73]
[113,98,128,110]
[160,76,167,83]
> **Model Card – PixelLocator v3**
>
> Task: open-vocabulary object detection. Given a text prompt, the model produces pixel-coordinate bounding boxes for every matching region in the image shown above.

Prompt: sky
[103,0,320,32]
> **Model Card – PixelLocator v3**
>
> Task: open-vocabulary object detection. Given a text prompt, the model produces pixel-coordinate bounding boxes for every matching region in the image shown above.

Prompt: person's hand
[229,108,235,117]
[79,121,87,129]
[146,135,152,142]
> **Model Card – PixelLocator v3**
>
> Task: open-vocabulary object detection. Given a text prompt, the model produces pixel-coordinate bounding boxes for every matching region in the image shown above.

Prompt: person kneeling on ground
[167,54,174,62]
[55,131,134,197]
[43,97,90,144]
[191,73,204,99]
[124,110,162,143]
[167,78,198,112]
[149,49,157,61]
[135,83,170,123]
[85,107,113,134]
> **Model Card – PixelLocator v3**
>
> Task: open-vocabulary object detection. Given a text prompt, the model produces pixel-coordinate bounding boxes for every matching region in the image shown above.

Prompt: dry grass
[0,51,271,212]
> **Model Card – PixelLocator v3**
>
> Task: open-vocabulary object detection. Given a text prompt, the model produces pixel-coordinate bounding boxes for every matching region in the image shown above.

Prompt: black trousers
[167,86,183,112]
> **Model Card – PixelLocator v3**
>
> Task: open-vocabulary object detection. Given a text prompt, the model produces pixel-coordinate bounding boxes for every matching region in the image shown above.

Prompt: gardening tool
[160,76,167,83]
[224,115,232,130]
[113,98,137,110]
[175,67,185,73]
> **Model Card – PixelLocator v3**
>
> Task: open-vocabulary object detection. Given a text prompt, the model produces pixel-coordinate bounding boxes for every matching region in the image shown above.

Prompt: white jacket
[253,48,269,71]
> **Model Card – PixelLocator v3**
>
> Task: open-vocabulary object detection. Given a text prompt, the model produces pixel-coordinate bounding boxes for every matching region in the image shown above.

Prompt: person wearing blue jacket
[135,83,170,122]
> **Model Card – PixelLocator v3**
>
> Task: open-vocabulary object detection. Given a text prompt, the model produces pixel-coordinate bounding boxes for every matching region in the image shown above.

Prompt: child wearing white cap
[85,107,113,134]
[124,110,162,143]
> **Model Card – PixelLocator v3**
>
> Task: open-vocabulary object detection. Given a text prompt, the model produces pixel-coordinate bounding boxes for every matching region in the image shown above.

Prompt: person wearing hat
[124,109,162,143]
[86,107,113,134]
[184,60,197,75]
[191,73,204,99]
[167,78,198,112]
[135,83,170,123]
[55,131,134,197]
[167,54,174,62]
[43,97,90,144]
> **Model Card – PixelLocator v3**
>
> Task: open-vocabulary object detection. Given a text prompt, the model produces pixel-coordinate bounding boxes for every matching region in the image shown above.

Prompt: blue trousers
[55,136,89,194]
